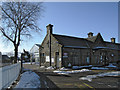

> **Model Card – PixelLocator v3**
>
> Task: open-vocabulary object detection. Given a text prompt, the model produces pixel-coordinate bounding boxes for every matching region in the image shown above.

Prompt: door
[73,57,79,65]
[55,52,59,68]
[86,57,90,64]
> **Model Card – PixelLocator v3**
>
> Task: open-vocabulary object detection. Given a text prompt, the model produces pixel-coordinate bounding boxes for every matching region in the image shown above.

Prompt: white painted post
[0,52,2,63]
[0,67,2,90]
[0,52,2,67]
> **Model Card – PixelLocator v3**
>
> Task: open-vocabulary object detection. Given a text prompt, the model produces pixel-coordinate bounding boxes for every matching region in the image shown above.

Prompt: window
[63,53,68,58]
[47,41,49,48]
[46,56,50,62]
[95,56,97,64]
[56,52,59,55]
[86,57,90,64]
[111,53,114,57]
[41,53,45,57]
[100,56,103,62]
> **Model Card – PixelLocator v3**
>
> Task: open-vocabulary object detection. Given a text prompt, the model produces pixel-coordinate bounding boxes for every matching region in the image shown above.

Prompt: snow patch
[106,63,117,68]
[68,63,72,67]
[72,65,92,69]
[23,62,35,64]
[79,71,120,82]
[22,68,31,71]
[35,62,40,65]
[60,67,70,70]
[15,71,40,88]
[40,66,45,68]
[53,69,91,75]
[91,67,109,70]
[46,66,54,70]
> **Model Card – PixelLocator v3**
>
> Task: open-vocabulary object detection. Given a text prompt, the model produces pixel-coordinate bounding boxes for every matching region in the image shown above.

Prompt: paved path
[23,64,59,89]
[23,64,119,89]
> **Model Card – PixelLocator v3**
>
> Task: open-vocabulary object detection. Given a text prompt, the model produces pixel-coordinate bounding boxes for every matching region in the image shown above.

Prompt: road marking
[74,83,85,88]
[83,83,94,89]
[63,83,73,85]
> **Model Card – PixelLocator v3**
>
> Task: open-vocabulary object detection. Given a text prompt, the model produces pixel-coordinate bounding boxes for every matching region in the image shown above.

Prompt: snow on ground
[15,71,41,88]
[40,66,45,68]
[53,69,91,75]
[106,63,117,68]
[91,67,109,70]
[23,62,36,64]
[35,62,40,65]
[22,68,31,72]
[59,67,70,70]
[46,66,54,70]
[72,65,92,69]
[23,62,40,65]
[79,71,120,82]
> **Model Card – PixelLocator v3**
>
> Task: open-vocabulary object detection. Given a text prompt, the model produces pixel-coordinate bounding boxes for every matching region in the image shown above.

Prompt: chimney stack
[46,24,53,66]
[88,32,93,38]
[111,37,115,43]
[46,24,53,34]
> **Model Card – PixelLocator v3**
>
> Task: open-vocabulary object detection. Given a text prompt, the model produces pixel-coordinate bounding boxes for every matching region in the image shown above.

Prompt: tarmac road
[23,64,120,89]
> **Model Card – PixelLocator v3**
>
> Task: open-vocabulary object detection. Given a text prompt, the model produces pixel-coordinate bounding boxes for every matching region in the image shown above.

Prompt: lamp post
[20,53,24,73]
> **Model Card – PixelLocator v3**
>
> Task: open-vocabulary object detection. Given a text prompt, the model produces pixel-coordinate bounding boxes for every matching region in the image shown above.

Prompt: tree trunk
[14,46,18,63]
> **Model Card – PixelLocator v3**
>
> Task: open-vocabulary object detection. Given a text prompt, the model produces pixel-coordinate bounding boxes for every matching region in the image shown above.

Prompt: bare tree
[0,2,43,63]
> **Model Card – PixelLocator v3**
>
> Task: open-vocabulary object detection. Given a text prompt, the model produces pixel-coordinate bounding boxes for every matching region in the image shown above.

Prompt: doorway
[55,52,59,68]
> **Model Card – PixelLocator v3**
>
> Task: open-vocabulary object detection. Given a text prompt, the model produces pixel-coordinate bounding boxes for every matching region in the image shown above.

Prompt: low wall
[0,62,21,89]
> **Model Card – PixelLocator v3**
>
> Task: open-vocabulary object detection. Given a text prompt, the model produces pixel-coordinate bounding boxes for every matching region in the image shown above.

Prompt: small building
[39,24,120,68]
[2,55,11,63]
[30,44,41,63]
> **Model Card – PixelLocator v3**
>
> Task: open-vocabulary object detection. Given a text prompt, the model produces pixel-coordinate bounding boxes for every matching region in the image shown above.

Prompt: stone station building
[39,24,120,68]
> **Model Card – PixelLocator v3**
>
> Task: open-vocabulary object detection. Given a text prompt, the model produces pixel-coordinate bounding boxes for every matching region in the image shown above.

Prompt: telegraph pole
[46,24,53,66]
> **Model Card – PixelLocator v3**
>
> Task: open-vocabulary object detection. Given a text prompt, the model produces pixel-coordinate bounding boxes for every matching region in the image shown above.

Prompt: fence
[0,52,1,60]
[0,52,2,64]
[0,62,21,89]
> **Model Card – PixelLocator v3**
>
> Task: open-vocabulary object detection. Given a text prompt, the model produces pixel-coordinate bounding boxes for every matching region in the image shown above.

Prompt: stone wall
[62,47,120,67]
[62,47,90,67]
[40,34,62,67]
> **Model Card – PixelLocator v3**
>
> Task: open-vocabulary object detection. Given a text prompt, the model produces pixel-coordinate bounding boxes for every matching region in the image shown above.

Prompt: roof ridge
[104,41,120,45]
[35,44,40,45]
[53,34,87,40]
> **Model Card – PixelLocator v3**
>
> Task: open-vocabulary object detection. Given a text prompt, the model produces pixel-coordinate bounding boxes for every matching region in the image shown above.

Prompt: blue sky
[0,2,118,53]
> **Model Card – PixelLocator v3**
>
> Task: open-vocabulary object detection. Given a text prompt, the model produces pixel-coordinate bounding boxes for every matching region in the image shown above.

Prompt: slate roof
[35,44,41,47]
[52,33,120,50]
[85,33,102,42]
[52,34,92,48]
[2,55,10,61]
[104,41,120,50]
[85,35,97,42]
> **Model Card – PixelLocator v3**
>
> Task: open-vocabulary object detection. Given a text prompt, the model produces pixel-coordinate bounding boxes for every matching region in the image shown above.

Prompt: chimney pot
[46,24,53,34]
[88,32,93,38]
[111,37,115,43]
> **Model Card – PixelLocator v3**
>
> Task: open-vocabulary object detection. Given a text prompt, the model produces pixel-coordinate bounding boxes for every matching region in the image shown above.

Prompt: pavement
[23,64,120,89]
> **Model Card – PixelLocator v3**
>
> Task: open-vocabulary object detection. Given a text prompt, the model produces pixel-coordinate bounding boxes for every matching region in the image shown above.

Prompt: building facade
[30,44,41,63]
[39,24,120,68]
[2,55,11,63]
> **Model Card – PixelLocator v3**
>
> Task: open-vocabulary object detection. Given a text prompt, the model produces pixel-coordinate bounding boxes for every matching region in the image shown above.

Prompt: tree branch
[0,27,14,43]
